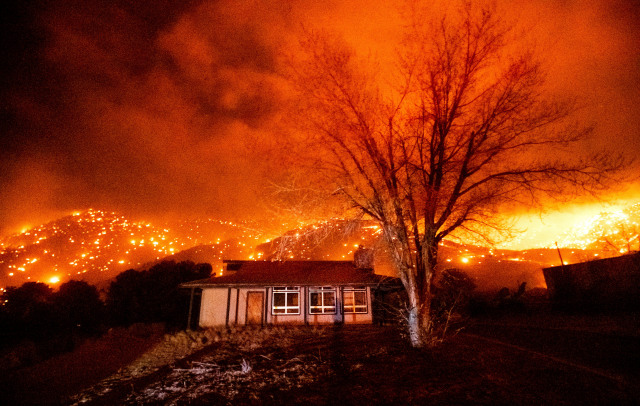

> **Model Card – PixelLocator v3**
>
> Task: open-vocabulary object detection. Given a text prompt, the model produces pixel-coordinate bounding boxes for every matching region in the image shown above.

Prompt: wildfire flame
[553,203,640,254]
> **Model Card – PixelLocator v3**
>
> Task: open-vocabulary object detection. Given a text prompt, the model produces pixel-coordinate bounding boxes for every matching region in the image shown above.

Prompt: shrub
[106,261,212,328]
[54,280,104,334]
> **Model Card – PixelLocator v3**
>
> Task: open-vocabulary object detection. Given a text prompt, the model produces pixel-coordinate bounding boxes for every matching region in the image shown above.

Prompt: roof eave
[180,279,399,289]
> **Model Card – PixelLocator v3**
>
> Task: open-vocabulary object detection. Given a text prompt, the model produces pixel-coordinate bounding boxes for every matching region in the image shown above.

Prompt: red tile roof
[181,260,398,288]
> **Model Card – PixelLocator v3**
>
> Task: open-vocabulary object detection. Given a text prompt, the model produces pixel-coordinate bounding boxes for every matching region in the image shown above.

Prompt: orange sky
[1,0,638,241]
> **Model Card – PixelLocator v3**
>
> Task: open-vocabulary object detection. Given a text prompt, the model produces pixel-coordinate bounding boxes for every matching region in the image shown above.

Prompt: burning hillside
[555,202,640,254]
[2,202,639,291]
[0,209,262,289]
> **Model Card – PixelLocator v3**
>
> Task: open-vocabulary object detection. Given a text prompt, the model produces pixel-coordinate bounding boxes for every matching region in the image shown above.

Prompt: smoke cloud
[1,0,638,235]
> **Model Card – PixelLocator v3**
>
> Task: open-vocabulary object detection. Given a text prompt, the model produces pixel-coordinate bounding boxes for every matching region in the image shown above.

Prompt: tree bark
[405,257,437,347]
[406,295,435,347]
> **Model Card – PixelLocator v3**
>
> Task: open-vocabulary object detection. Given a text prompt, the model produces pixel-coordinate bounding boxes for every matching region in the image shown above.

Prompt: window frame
[271,286,300,315]
[308,286,337,314]
[343,287,368,314]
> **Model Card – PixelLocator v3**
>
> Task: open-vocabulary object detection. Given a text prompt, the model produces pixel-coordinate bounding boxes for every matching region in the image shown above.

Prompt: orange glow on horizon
[500,201,640,250]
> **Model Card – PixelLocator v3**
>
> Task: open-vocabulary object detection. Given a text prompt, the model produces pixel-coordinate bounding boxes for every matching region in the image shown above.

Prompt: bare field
[2,316,639,405]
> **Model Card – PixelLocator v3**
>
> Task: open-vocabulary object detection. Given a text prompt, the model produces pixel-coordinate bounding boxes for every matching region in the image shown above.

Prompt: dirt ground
[2,315,639,405]
[0,324,165,406]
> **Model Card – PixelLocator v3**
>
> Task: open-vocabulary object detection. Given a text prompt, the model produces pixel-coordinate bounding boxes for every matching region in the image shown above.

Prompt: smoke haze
[1,0,639,235]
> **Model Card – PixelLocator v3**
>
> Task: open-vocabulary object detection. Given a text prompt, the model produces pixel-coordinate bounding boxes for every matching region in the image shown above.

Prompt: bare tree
[287,2,625,347]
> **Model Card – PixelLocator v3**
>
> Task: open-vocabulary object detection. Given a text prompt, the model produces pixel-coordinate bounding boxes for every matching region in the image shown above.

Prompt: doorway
[246,291,264,325]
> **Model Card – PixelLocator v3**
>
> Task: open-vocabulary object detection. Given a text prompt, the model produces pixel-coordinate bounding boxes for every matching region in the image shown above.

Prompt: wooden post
[187,287,195,330]
[225,287,231,326]
[234,288,239,324]
[303,286,308,325]
[340,286,344,324]
[264,287,270,325]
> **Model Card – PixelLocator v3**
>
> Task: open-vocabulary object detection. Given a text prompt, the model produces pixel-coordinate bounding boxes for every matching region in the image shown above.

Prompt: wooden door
[246,291,264,325]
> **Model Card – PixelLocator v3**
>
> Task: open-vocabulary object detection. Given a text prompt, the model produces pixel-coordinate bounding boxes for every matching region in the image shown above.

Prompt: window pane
[287,292,299,306]
[344,290,367,313]
[273,308,285,314]
[343,291,354,307]
[273,293,285,307]
[310,292,320,306]
[325,292,336,306]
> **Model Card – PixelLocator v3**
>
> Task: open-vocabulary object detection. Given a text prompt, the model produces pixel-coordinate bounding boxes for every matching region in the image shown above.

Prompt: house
[542,252,640,310]
[180,252,401,327]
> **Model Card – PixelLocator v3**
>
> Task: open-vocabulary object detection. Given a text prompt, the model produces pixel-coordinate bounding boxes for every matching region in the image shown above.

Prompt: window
[343,288,367,313]
[309,287,336,314]
[272,287,300,314]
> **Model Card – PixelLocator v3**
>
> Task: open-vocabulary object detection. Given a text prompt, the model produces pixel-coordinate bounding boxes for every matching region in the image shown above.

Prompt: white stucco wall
[199,288,229,327]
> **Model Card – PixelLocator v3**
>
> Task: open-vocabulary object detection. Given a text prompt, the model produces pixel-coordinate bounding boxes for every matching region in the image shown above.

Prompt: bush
[494,282,527,312]
[426,269,477,340]
[432,269,477,316]
[0,282,54,343]
[106,261,212,328]
[0,280,106,368]
[54,280,104,334]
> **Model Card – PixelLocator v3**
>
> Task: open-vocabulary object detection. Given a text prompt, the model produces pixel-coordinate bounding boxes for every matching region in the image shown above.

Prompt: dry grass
[68,325,331,405]
[6,319,639,405]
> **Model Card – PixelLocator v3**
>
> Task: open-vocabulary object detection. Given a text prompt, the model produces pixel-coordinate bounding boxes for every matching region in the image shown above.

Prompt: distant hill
[139,239,254,276]
[0,209,261,289]
[254,219,602,291]
[3,208,626,292]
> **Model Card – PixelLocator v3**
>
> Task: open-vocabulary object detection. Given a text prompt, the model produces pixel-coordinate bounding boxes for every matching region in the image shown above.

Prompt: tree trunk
[407,239,438,348]
[407,306,423,347]
[383,224,438,348]
[406,298,434,348]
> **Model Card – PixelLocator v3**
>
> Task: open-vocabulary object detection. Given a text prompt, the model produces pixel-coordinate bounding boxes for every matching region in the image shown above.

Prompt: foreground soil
[3,316,640,405]
[0,325,164,405]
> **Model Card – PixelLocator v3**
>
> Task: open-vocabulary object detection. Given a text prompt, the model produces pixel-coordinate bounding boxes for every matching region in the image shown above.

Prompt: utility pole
[555,242,566,269]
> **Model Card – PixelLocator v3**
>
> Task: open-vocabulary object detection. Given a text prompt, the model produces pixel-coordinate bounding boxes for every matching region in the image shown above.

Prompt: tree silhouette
[106,268,146,326]
[1,282,55,341]
[106,261,211,327]
[53,280,104,334]
[287,2,626,346]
